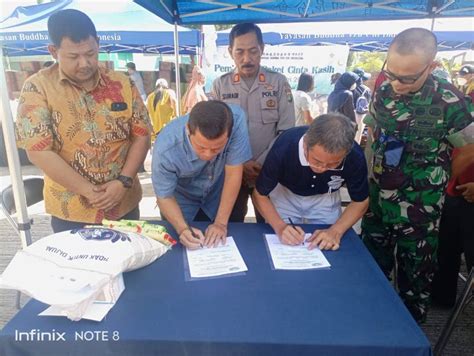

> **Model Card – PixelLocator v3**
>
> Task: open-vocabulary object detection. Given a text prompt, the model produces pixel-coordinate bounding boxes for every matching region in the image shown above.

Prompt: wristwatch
[116,175,133,188]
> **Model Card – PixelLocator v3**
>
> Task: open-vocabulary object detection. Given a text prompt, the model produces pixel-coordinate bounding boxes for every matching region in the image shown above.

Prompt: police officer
[361,28,474,323]
[212,23,295,222]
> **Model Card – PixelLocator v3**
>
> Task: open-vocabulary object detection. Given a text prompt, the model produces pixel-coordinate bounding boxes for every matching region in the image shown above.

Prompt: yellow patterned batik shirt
[16,64,152,223]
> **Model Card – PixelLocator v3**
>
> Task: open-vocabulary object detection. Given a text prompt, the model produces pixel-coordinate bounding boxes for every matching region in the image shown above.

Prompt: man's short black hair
[126,62,136,70]
[47,9,97,47]
[390,28,437,63]
[297,73,314,92]
[229,23,263,48]
[188,101,234,140]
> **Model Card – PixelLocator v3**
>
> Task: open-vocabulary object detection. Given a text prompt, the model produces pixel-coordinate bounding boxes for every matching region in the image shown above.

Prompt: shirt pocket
[260,98,279,124]
[178,169,203,185]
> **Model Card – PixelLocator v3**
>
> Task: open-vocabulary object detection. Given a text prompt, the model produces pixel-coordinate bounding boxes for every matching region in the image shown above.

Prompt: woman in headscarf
[146,78,177,141]
[182,65,208,114]
[327,71,359,124]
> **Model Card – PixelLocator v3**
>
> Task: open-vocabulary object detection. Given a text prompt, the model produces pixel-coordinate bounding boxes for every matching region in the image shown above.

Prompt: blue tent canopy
[0,0,200,56]
[135,0,474,25]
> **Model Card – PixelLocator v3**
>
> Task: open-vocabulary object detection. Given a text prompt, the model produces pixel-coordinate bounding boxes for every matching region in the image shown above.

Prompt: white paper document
[264,234,331,270]
[186,236,248,278]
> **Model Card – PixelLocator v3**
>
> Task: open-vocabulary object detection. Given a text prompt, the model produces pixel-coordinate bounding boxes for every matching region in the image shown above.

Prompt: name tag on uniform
[222,93,239,100]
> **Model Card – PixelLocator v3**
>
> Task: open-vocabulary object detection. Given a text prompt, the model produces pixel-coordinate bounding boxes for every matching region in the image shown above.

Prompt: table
[0,223,432,356]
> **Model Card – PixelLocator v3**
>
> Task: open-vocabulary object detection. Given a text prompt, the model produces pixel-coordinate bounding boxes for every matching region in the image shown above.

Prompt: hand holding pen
[179,222,204,250]
[278,217,305,246]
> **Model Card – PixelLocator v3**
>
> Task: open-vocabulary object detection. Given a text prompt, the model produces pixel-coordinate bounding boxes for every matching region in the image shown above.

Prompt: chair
[0,177,44,309]
[434,267,474,356]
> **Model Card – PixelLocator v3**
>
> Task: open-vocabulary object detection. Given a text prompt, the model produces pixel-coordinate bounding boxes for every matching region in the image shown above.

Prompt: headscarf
[146,78,176,139]
[327,71,359,112]
[152,78,169,110]
[182,65,207,114]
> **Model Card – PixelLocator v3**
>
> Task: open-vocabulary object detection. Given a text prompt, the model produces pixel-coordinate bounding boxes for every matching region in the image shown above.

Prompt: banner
[203,45,350,95]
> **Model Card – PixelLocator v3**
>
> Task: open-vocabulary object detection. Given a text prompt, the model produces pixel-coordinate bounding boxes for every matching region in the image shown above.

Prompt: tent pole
[0,53,33,249]
[5,55,12,71]
[430,17,435,31]
[173,21,182,116]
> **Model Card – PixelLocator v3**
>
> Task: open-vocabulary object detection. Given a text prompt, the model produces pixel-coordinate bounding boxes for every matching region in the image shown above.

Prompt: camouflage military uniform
[361,76,473,322]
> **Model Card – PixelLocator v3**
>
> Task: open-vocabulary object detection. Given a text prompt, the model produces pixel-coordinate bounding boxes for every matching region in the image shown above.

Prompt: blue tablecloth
[0,223,432,356]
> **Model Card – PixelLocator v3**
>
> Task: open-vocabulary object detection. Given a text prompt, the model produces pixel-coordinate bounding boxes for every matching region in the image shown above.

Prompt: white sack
[0,228,170,320]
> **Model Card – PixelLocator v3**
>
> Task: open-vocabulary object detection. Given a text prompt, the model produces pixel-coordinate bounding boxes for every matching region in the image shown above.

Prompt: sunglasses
[381,60,431,85]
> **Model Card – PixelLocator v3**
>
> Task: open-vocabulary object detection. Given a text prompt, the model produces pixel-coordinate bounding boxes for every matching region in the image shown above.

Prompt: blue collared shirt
[152,104,252,221]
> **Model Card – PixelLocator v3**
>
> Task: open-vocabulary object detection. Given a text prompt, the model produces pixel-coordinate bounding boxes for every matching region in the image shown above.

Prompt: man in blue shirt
[152,101,252,249]
[254,113,369,250]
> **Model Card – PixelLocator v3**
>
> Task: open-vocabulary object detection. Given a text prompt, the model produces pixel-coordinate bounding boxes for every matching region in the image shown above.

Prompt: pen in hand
[185,221,203,248]
[288,218,305,245]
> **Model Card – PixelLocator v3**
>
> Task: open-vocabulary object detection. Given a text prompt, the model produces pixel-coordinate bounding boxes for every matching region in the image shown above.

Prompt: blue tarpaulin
[135,0,474,25]
[0,0,200,56]
[216,29,473,52]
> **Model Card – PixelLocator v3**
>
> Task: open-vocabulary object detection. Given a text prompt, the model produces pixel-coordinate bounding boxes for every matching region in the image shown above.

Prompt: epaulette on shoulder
[437,79,465,100]
[220,71,234,78]
[264,68,287,80]
[263,67,278,74]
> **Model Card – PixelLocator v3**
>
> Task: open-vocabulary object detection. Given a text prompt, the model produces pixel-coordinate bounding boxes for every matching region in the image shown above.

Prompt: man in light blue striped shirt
[152,101,252,249]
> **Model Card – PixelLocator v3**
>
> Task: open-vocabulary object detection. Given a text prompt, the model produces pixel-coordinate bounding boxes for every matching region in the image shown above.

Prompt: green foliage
[215,24,233,31]
[348,52,386,73]
[186,24,201,30]
[436,56,464,78]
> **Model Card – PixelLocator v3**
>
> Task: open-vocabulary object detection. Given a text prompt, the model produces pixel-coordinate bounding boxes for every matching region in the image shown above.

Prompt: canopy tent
[216,18,474,52]
[0,0,200,56]
[1,0,473,249]
[135,0,474,25]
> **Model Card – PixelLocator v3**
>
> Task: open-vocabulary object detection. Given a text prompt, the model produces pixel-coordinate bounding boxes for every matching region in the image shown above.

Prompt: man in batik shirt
[15,9,151,232]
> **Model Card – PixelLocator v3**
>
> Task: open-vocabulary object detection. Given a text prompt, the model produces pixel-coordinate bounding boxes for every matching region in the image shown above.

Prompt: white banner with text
[203,45,350,95]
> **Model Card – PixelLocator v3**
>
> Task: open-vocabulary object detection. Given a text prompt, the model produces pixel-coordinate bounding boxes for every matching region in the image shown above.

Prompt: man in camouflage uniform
[362,28,473,323]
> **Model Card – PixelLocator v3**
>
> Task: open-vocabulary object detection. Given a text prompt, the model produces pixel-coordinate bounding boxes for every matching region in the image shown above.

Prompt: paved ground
[0,165,473,355]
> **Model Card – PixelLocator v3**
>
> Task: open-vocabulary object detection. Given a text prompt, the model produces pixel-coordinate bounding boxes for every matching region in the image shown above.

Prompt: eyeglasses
[381,60,431,85]
[305,149,346,171]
